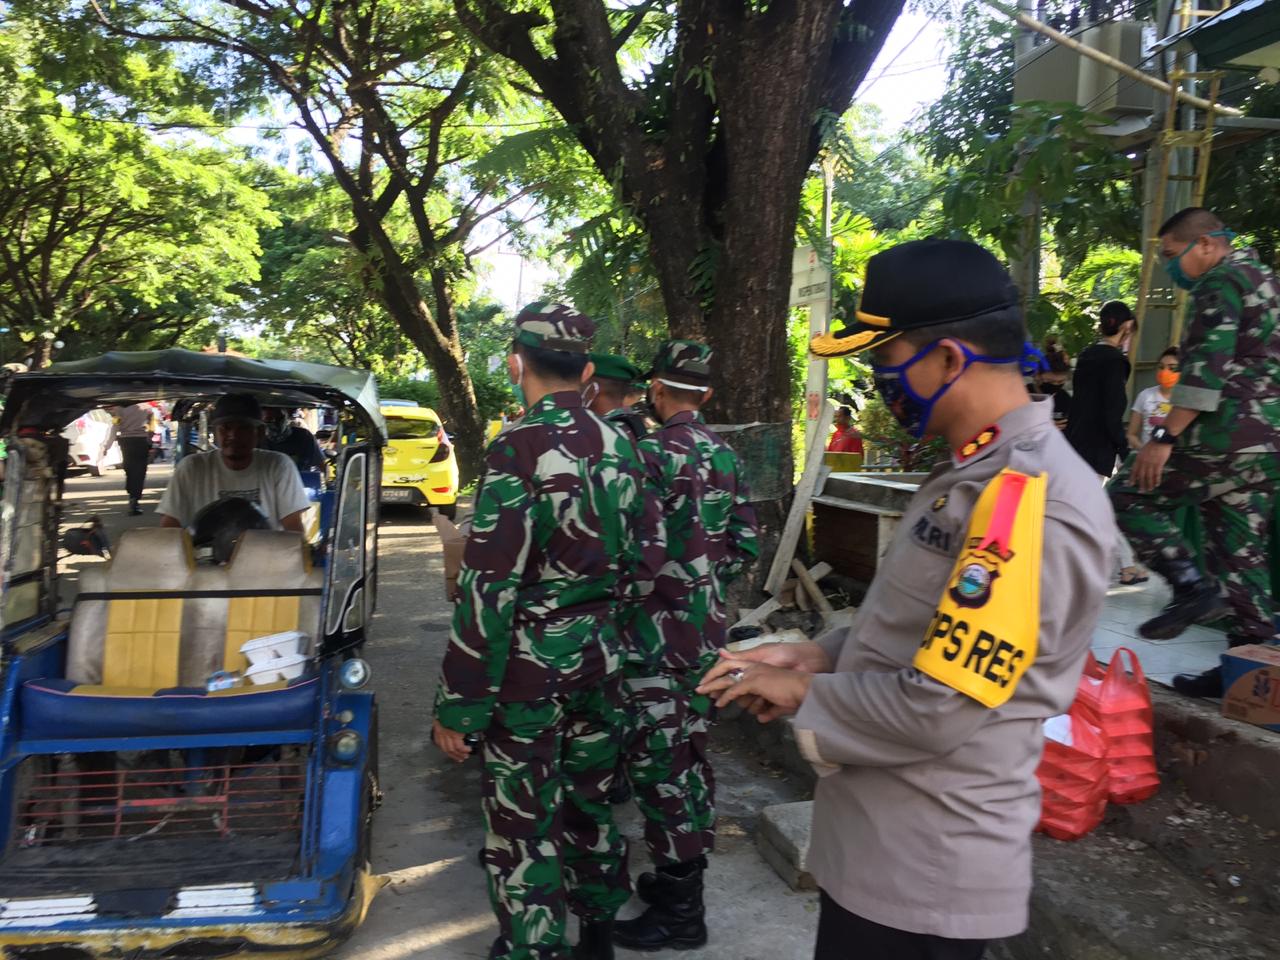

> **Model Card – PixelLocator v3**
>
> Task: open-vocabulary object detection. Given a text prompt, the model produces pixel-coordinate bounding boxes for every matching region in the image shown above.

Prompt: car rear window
[385,417,440,440]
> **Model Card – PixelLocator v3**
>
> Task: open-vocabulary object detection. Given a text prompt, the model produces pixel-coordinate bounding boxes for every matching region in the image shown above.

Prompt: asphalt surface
[60,466,820,959]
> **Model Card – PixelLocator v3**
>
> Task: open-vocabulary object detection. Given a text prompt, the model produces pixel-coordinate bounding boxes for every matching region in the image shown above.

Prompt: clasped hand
[696,640,832,723]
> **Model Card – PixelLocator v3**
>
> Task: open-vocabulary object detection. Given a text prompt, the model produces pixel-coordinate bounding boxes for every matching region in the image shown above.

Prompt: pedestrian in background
[612,340,759,953]
[1110,207,1280,698]
[1065,301,1145,584]
[432,303,650,960]
[1032,349,1072,428]
[1127,347,1180,449]
[108,402,153,516]
[704,238,1113,960]
[827,406,864,453]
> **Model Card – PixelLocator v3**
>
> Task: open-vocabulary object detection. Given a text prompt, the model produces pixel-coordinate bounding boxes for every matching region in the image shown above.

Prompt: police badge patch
[949,555,1000,608]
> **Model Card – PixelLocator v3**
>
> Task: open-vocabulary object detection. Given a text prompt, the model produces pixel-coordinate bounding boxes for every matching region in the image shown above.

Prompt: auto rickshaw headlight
[329,729,363,764]
[339,658,371,690]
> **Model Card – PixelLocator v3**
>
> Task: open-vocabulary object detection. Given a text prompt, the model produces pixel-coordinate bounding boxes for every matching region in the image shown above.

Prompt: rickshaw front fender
[0,870,387,960]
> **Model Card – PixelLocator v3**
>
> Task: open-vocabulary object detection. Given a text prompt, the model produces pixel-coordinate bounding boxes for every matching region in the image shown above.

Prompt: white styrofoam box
[240,630,308,665]
[244,653,308,685]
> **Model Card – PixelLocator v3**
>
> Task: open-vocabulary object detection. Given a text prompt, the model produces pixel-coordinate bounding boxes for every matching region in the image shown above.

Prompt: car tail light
[429,428,451,463]
[432,486,451,493]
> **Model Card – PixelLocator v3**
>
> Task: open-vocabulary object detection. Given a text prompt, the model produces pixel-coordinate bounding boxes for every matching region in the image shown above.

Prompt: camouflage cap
[589,352,645,384]
[648,339,713,390]
[513,301,595,354]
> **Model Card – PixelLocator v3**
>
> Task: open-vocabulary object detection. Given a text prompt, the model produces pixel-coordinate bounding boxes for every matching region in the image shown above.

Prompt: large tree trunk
[457,0,904,587]
[370,257,488,484]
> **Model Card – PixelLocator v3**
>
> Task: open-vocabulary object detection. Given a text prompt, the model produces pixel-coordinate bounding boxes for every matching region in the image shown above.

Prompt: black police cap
[810,238,1020,359]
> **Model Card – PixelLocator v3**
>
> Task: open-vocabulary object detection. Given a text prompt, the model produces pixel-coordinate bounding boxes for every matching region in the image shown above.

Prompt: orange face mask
[1156,369,1180,389]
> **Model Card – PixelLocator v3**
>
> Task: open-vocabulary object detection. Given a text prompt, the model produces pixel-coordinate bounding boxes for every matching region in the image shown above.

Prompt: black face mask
[1037,381,1062,395]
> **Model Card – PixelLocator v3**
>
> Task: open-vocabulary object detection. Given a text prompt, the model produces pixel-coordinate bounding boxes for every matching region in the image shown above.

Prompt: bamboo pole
[981,0,1243,118]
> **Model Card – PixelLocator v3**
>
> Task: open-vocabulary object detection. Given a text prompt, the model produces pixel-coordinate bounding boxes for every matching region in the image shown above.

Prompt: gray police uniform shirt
[794,397,1113,940]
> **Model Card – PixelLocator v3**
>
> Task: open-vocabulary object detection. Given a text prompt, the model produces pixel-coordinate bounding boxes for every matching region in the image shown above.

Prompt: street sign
[789,245,831,308]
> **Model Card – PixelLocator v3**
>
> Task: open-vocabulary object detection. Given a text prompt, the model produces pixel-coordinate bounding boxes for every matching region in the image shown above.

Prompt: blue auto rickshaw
[0,350,386,958]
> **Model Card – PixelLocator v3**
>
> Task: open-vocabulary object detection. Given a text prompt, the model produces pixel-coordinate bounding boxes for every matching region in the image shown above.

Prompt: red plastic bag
[1075,649,1160,805]
[1037,700,1110,841]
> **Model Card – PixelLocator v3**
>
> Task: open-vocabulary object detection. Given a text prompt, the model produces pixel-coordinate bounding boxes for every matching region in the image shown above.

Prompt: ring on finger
[728,667,747,683]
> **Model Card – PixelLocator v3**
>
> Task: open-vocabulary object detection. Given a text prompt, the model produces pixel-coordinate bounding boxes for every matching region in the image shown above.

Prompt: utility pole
[800,159,834,456]
[1008,0,1041,311]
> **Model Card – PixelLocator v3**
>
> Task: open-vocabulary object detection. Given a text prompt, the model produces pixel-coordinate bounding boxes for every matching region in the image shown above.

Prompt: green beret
[590,353,644,384]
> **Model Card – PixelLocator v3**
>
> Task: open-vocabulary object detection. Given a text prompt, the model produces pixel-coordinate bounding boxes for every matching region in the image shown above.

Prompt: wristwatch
[1150,426,1178,445]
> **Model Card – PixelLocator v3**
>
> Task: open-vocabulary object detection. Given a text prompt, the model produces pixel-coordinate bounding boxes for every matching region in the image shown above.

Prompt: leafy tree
[457,0,907,501]
[0,22,273,366]
[64,0,583,482]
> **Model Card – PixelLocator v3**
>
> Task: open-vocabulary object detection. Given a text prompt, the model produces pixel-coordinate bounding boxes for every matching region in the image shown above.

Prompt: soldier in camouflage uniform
[587,353,652,446]
[432,303,651,960]
[1109,207,1280,698]
[612,340,760,952]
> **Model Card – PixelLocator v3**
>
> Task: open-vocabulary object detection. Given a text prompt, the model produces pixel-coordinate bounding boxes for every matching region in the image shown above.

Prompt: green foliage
[939,101,1138,271]
[0,18,274,365]
[825,104,941,233]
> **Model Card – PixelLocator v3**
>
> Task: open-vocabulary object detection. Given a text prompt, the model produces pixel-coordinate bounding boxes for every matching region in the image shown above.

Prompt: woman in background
[1066,301,1146,585]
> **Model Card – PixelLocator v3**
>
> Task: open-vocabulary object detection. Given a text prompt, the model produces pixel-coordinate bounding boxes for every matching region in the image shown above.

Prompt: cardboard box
[1221,644,1280,732]
[433,514,469,602]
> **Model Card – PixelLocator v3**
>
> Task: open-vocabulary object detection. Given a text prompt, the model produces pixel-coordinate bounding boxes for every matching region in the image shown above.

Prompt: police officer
[1110,207,1280,697]
[701,239,1113,959]
[612,340,759,952]
[432,303,650,960]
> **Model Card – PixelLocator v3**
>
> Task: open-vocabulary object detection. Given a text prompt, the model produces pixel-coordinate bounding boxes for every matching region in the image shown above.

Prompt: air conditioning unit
[1014,20,1159,116]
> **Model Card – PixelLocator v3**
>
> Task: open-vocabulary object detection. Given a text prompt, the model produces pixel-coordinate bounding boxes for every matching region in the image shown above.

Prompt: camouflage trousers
[621,668,717,866]
[1110,450,1279,643]
[481,676,632,960]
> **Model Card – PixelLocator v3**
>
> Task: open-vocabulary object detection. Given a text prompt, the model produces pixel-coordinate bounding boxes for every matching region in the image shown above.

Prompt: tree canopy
[0,18,273,366]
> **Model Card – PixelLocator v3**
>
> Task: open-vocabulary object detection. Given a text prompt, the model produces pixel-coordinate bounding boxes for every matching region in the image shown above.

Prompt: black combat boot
[573,917,615,959]
[1139,558,1228,640]
[1174,634,1257,699]
[613,859,707,951]
[635,855,706,905]
[1172,666,1223,699]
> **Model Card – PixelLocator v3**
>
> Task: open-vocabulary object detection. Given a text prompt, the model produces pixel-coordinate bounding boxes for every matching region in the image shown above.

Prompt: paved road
[60,468,819,959]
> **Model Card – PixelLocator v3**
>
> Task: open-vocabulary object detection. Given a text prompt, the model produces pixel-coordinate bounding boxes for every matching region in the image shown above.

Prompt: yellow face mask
[914,469,1047,708]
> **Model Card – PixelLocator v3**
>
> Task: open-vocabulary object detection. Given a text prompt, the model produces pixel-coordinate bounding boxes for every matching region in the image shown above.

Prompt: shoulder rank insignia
[914,468,1048,709]
[958,425,1000,461]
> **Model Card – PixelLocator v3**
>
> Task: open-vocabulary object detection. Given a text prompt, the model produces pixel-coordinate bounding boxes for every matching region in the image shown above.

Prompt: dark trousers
[119,436,150,501]
[815,890,986,960]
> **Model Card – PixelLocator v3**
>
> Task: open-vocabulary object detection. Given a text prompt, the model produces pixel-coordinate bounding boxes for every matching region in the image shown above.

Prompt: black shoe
[128,499,143,516]
[1172,666,1223,699]
[635,855,706,905]
[1139,559,1228,640]
[614,860,707,951]
[573,918,615,959]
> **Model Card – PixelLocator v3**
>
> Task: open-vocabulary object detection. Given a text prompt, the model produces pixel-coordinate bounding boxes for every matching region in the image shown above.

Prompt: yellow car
[380,403,459,517]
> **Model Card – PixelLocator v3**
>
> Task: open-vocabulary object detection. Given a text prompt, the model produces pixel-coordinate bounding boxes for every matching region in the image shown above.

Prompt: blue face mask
[873,340,1039,439]
[1164,229,1235,290]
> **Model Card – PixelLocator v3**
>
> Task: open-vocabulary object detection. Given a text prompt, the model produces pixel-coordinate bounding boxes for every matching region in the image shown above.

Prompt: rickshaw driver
[157,393,310,533]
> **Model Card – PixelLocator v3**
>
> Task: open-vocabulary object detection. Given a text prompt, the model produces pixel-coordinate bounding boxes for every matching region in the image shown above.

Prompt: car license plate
[381,488,412,502]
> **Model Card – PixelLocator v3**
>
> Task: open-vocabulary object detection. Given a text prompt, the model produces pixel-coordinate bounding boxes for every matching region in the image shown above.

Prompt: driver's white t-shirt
[157,449,311,528]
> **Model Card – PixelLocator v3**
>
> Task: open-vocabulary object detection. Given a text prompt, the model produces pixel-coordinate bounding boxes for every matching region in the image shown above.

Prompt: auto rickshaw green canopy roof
[1,349,387,439]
